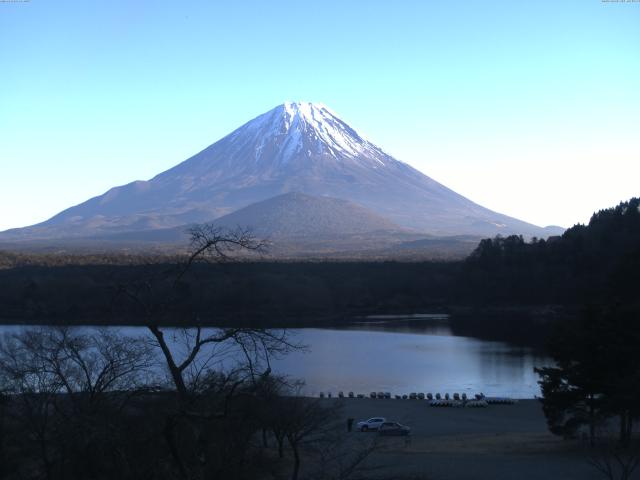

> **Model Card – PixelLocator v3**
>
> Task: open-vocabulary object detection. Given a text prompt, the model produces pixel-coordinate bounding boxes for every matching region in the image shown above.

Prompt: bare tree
[177,224,265,279]
[262,388,380,480]
[117,225,292,399]
[116,225,303,480]
[0,326,156,480]
[1,327,154,406]
[285,397,329,480]
[587,436,640,480]
[0,330,61,480]
[147,323,297,403]
[310,432,381,480]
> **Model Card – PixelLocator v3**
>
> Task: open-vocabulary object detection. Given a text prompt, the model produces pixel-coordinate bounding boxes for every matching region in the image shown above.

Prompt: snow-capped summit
[278,101,378,159]
[0,102,559,242]
[219,101,389,168]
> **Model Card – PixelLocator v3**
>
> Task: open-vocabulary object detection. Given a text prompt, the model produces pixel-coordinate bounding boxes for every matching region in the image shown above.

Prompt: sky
[1,0,639,231]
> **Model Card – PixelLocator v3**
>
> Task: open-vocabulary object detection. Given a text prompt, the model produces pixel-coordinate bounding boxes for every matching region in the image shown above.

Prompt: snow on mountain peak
[236,101,386,165]
[280,101,351,140]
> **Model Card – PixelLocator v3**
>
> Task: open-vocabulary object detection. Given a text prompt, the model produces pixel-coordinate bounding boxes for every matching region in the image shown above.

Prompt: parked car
[378,421,411,436]
[356,417,386,431]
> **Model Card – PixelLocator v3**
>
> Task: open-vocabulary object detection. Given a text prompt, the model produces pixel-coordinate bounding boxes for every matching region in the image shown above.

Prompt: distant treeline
[1,198,638,346]
[0,261,457,326]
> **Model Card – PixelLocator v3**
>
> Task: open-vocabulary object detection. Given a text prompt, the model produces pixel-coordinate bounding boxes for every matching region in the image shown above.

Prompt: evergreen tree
[536,306,640,445]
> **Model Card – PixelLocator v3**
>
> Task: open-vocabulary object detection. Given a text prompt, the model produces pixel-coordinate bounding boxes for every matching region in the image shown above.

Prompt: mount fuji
[0,101,561,249]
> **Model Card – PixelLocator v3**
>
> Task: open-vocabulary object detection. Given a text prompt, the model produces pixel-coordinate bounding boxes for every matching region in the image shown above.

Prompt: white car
[356,417,386,432]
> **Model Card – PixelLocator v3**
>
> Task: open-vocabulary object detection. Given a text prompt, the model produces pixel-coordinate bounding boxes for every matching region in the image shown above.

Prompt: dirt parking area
[326,399,603,480]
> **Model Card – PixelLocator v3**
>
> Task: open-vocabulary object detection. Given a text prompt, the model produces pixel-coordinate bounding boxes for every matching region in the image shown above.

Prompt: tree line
[460,197,640,308]
[0,261,455,326]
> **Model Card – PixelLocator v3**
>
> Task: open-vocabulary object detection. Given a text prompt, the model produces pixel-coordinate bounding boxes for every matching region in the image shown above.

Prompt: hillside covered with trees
[459,197,640,307]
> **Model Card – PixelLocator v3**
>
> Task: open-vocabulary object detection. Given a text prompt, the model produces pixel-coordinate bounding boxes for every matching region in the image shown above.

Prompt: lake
[273,319,550,399]
[0,318,551,399]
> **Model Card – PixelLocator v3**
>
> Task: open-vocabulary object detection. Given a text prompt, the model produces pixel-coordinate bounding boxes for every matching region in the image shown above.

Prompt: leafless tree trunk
[280,395,339,480]
[587,436,640,480]
[116,225,305,479]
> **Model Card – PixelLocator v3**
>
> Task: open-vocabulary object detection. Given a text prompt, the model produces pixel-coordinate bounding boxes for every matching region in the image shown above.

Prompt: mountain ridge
[0,101,563,243]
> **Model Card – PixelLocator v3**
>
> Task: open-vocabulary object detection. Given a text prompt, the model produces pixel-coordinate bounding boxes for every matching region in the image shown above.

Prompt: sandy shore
[324,398,602,480]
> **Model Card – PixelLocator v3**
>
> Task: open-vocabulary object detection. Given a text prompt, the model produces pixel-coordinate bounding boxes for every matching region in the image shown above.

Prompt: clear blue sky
[1,0,639,231]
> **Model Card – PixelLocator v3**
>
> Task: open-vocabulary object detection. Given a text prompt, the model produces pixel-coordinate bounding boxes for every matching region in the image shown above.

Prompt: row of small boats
[318,391,517,406]
[430,399,488,407]
[430,396,517,407]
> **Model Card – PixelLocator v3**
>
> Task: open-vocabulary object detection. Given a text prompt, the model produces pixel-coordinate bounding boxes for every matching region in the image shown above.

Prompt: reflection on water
[272,327,551,398]
[336,316,452,336]
[0,321,551,399]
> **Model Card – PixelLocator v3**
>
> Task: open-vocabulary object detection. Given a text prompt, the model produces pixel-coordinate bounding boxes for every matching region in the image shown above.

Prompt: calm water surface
[0,319,551,398]
[276,322,550,398]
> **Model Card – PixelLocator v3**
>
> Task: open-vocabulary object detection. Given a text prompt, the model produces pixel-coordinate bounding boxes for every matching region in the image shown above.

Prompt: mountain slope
[8,193,473,259]
[210,192,405,238]
[1,101,558,240]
